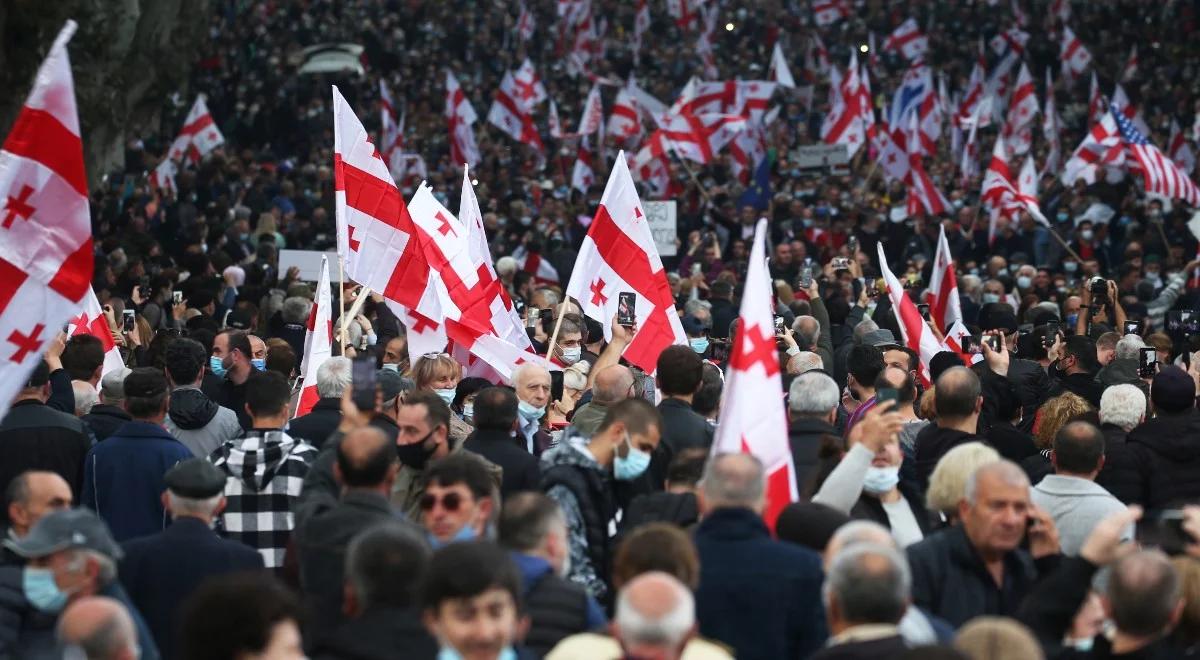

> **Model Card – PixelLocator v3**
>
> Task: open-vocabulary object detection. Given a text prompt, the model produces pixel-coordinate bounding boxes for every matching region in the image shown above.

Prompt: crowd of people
[7,0,1200,659]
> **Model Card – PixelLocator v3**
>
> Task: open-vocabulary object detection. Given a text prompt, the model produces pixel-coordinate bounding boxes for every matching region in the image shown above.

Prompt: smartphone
[617,292,637,326]
[1139,346,1158,378]
[1123,320,1140,336]
[847,235,859,254]
[550,370,564,404]
[966,334,984,354]
[172,290,183,305]
[983,335,1001,352]
[774,316,785,334]
[526,307,540,329]
[917,303,931,321]
[122,310,135,333]
[62,322,71,334]
[351,356,378,411]
[1137,510,1189,554]
[876,387,899,407]
[798,266,813,289]
[691,262,702,277]
[832,257,851,271]
[138,276,151,298]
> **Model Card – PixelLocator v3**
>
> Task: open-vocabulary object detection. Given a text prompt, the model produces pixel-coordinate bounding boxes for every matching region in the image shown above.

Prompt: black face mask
[395,429,439,470]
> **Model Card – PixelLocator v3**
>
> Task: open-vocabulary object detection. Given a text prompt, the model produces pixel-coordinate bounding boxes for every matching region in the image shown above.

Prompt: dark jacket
[294,490,404,639]
[513,553,603,657]
[788,416,840,496]
[310,606,438,660]
[1021,450,1054,486]
[81,421,193,542]
[1095,423,1142,505]
[974,358,1050,432]
[907,524,1054,628]
[0,400,91,525]
[810,634,910,660]
[709,298,737,339]
[463,428,542,499]
[1049,365,1105,408]
[120,516,264,659]
[986,422,1039,463]
[541,441,615,603]
[215,378,251,430]
[849,481,932,538]
[651,398,714,487]
[1126,410,1200,511]
[1097,357,1148,395]
[287,397,343,449]
[693,507,828,660]
[81,404,132,442]
[619,491,699,535]
[913,425,983,493]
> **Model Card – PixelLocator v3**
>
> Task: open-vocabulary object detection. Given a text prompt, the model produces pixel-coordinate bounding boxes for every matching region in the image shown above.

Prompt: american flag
[1112,104,1200,206]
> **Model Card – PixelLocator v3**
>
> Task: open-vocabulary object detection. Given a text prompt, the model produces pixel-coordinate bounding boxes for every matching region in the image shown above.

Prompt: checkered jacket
[209,429,317,568]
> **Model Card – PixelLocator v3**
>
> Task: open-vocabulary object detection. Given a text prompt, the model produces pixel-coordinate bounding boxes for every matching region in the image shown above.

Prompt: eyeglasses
[420,492,463,512]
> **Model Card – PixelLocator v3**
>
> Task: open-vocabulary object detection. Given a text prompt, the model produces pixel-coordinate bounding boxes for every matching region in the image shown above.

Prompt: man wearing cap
[1126,365,1200,510]
[82,369,193,542]
[119,458,263,658]
[0,361,91,529]
[0,509,160,659]
[80,367,134,443]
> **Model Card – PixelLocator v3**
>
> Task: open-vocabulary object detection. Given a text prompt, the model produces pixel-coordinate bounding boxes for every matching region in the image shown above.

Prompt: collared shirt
[828,623,901,647]
[519,414,540,454]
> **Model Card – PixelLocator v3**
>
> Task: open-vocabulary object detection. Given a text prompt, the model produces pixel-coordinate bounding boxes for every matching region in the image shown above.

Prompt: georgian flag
[67,287,125,382]
[167,96,225,164]
[878,243,942,386]
[295,256,332,418]
[926,225,962,335]
[1060,25,1092,78]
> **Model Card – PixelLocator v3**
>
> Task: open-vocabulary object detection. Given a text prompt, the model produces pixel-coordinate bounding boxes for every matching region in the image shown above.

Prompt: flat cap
[164,458,227,499]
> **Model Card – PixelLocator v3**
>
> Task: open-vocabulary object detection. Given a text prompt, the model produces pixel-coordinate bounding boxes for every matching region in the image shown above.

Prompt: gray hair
[852,319,879,344]
[495,256,518,277]
[615,572,695,650]
[56,597,137,660]
[166,491,223,518]
[65,549,117,585]
[512,362,550,389]
[787,351,825,375]
[316,356,353,398]
[1115,334,1146,360]
[792,315,820,349]
[1099,383,1147,431]
[824,543,911,625]
[700,453,765,508]
[537,288,560,307]
[925,442,1001,513]
[964,460,1030,506]
[788,371,839,416]
[959,274,982,295]
[683,299,712,317]
[281,296,313,325]
[72,381,98,416]
[829,520,895,553]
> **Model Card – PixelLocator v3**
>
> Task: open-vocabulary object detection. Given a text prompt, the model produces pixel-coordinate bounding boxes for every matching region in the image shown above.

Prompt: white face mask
[560,346,582,364]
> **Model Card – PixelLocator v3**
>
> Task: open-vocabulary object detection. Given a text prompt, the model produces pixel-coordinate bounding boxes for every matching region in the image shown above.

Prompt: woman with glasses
[413,353,473,443]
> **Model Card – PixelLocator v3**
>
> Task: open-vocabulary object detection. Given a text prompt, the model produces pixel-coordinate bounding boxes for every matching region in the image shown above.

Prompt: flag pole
[337,255,348,354]
[1044,225,1084,263]
[545,300,569,360]
[664,140,714,205]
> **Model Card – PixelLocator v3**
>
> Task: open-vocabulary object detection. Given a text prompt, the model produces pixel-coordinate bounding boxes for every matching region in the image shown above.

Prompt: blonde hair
[926,442,1002,515]
[954,616,1044,660]
[254,212,278,237]
[773,281,795,305]
[412,354,462,390]
[1033,392,1092,450]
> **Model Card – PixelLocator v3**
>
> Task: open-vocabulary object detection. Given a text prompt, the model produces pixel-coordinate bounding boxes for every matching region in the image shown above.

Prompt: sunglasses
[420,492,463,512]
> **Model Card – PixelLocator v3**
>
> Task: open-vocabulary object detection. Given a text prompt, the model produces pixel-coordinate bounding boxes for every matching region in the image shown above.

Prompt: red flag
[67,288,124,381]
[0,20,94,420]
[712,218,796,530]
[1168,118,1196,174]
[565,152,686,374]
[926,225,962,335]
[1062,112,1124,186]
[811,0,850,26]
[295,256,332,418]
[877,243,942,386]
[516,2,536,41]
[167,96,225,164]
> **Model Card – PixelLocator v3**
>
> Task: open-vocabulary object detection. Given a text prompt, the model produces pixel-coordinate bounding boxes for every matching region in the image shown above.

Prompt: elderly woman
[412,353,473,443]
[924,442,1002,527]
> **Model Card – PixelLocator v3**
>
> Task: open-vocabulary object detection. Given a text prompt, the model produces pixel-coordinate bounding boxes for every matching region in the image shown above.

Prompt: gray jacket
[1030,475,1131,557]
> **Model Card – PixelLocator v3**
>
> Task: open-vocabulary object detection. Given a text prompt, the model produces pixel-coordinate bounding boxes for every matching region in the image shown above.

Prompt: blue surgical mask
[1066,313,1079,328]
[438,647,518,660]
[614,433,651,481]
[1064,261,1079,273]
[463,403,474,420]
[560,347,582,364]
[381,362,400,373]
[1016,276,1032,290]
[251,358,266,371]
[862,466,900,494]
[209,355,227,378]
[690,337,710,354]
[1057,211,1069,223]
[982,293,1001,304]
[517,399,544,422]
[428,523,478,550]
[23,567,67,613]
[434,388,456,406]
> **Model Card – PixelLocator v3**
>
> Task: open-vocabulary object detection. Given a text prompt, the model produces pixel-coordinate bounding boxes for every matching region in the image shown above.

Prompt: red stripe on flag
[0,258,29,312]
[2,109,88,197]
[47,237,93,303]
[179,113,215,137]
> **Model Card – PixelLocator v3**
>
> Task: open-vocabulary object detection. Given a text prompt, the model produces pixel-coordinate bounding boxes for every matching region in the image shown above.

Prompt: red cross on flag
[607,85,642,141]
[295,256,333,418]
[0,20,93,420]
[882,18,929,62]
[1059,25,1092,79]
[167,96,225,164]
[445,70,480,169]
[877,243,943,388]
[712,218,796,531]
[1000,62,1038,158]
[67,287,125,382]
[572,136,596,194]
[925,225,963,336]
[565,152,686,374]
[487,71,545,154]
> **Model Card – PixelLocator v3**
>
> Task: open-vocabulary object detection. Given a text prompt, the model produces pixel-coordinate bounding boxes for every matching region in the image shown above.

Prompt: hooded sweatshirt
[1126,410,1200,511]
[210,429,317,568]
[164,386,243,458]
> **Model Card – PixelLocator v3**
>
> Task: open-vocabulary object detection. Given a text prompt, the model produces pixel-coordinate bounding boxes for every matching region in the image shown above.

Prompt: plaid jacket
[209,429,317,568]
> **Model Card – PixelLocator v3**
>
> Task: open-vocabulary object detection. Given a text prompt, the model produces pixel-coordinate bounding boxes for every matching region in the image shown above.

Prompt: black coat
[288,397,343,449]
[463,428,542,499]
[788,416,839,496]
[119,516,264,658]
[811,635,910,660]
[1095,423,1142,505]
[81,404,133,442]
[0,400,90,524]
[651,398,714,488]
[619,492,699,534]
[215,378,250,430]
[1126,410,1200,511]
[709,298,737,339]
[849,481,932,537]
[693,507,828,660]
[310,606,438,660]
[986,422,1039,463]
[913,425,983,493]
[1049,365,1105,409]
[973,358,1050,433]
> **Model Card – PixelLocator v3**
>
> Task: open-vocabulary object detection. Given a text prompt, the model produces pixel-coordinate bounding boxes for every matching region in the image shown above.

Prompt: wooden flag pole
[545,300,570,361]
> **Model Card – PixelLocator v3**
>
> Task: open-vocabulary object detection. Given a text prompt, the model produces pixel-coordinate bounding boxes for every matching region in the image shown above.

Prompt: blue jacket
[693,507,828,660]
[81,421,192,542]
[120,516,264,658]
[511,553,606,629]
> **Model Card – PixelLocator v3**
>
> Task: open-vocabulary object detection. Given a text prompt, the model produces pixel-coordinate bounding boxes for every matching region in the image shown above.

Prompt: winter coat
[541,441,616,603]
[286,397,343,449]
[164,386,242,458]
[1126,410,1200,511]
[81,404,132,442]
[513,553,604,657]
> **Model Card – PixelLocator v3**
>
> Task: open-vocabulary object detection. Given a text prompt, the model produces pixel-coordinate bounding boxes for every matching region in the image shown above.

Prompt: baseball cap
[378,369,415,403]
[225,309,253,330]
[978,304,1018,334]
[122,368,168,399]
[100,367,133,402]
[3,509,123,560]
[862,329,901,350]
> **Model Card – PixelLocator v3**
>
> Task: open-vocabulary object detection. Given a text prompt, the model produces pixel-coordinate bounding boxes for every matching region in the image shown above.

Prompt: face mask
[1064,261,1078,273]
[462,403,474,420]
[437,648,518,660]
[519,216,532,227]
[1080,229,1094,241]
[862,466,901,494]
[434,388,456,406]
[382,362,400,373]
[239,233,250,242]
[1057,211,1069,223]
[428,522,478,550]
[209,356,228,378]
[1016,276,1032,290]
[251,358,266,371]
[614,433,651,481]
[690,338,710,354]
[396,431,438,470]
[982,293,1001,304]
[1066,313,1079,328]
[560,346,582,364]
[23,567,68,614]
[517,399,544,422]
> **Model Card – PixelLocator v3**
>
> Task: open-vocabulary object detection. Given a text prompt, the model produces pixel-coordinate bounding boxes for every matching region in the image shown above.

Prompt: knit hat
[929,351,966,382]
[1151,365,1196,414]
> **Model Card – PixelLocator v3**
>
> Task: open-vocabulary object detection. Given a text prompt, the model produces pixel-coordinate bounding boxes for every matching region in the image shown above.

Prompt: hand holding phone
[617,292,637,327]
[122,310,136,333]
[1138,347,1158,379]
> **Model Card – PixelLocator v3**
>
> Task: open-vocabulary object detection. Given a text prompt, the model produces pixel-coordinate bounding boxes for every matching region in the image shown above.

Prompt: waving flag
[954,46,990,129]
[1042,69,1062,174]
[1060,25,1092,78]
[295,256,332,418]
[1113,104,1200,206]
[167,96,225,164]
[1168,119,1195,174]
[607,85,643,140]
[811,0,849,26]
[516,2,536,41]
[488,71,545,154]
[882,18,929,61]
[565,152,686,374]
[877,243,942,386]
[1062,112,1123,186]
[1001,62,1038,157]
[1121,45,1139,83]
[445,71,480,168]
[0,21,94,421]
[821,53,866,156]
[1088,72,1106,127]
[67,288,124,382]
[769,42,796,88]
[572,137,596,193]
[712,218,795,529]
[379,79,406,184]
[926,225,962,335]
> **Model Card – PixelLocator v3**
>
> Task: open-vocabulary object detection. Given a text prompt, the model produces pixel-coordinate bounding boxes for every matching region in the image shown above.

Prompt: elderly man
[1096,384,1145,504]
[612,572,699,660]
[288,356,352,448]
[907,460,1060,627]
[56,596,139,660]
[1097,334,1149,392]
[812,544,911,659]
[82,368,133,442]
[71,381,99,418]
[513,363,553,455]
[569,364,634,438]
[3,471,72,542]
[463,387,542,498]
[788,371,840,496]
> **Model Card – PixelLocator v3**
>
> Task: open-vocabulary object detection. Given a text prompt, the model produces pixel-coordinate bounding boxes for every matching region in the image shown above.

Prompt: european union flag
[738,156,772,211]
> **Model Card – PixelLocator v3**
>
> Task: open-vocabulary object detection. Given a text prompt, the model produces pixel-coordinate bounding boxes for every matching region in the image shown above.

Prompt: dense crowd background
[5,1,1200,659]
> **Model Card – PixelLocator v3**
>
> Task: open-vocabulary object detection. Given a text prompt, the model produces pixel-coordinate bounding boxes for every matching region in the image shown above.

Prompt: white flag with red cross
[712,218,796,531]
[67,287,124,382]
[1060,25,1092,79]
[882,18,929,61]
[877,243,942,387]
[572,136,596,193]
[295,256,332,418]
[565,152,686,375]
[0,20,94,420]
[488,71,545,154]
[607,85,642,141]
[167,96,225,164]
[926,225,962,336]
[446,70,480,168]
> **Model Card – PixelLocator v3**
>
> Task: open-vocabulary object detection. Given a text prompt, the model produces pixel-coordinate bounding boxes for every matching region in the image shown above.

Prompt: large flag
[295,256,332,418]
[446,71,480,168]
[1112,104,1200,206]
[1062,112,1124,185]
[167,96,225,164]
[0,21,94,420]
[565,152,686,374]
[769,42,796,88]
[882,18,929,61]
[1168,118,1196,174]
[488,71,545,153]
[712,218,795,530]
[1060,25,1092,78]
[821,53,866,156]
[877,243,942,386]
[926,225,962,335]
[513,59,549,107]
[1042,69,1062,174]
[67,288,124,382]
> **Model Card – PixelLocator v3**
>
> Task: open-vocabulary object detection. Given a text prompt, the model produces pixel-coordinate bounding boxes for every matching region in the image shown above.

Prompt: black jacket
[907,525,1054,628]
[463,428,542,499]
[1095,423,1142,505]
[986,422,1039,463]
[310,606,437,660]
[974,358,1051,433]
[520,558,593,657]
[288,397,343,449]
[619,492,699,534]
[120,516,265,659]
[788,416,839,496]
[1049,364,1105,408]
[1126,410,1200,511]
[811,635,910,660]
[709,298,737,339]
[165,388,219,429]
[0,400,90,525]
[81,404,132,442]
[215,378,250,430]
[849,482,932,538]
[1021,450,1054,486]
[651,398,714,487]
[913,425,983,493]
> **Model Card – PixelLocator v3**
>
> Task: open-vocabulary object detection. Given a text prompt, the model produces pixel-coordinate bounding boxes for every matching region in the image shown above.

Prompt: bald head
[935,366,981,420]
[248,335,266,360]
[6,470,73,537]
[700,453,765,513]
[57,596,138,660]
[1108,550,1182,637]
[336,426,398,488]
[614,572,695,655]
[592,364,635,404]
[823,520,894,569]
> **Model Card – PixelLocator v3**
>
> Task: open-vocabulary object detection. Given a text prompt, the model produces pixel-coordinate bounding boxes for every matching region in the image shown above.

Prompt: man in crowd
[56,596,140,660]
[787,371,841,496]
[419,453,496,548]
[653,345,713,486]
[420,541,530,660]
[463,386,542,498]
[913,366,985,490]
[813,544,911,658]
[843,344,885,436]
[569,364,634,438]
[288,356,351,448]
[1096,383,1145,504]
[3,471,72,543]
[1126,366,1200,510]
[513,363,553,456]
[162,337,242,458]
[210,330,256,429]
[612,572,699,660]
[81,368,133,442]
